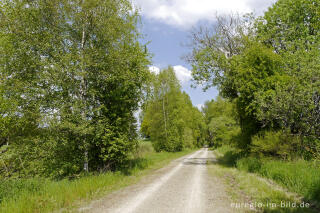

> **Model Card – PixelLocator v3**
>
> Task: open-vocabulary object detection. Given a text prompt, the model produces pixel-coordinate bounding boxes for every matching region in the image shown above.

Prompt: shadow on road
[183,157,217,165]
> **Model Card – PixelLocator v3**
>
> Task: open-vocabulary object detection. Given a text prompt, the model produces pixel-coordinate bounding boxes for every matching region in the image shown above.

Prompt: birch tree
[0,0,150,178]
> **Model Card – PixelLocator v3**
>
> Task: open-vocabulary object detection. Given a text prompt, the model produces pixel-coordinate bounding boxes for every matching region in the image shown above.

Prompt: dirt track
[79,148,236,213]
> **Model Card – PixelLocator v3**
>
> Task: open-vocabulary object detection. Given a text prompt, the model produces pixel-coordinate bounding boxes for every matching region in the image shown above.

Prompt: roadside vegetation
[1,0,320,212]
[186,0,320,211]
[237,156,320,203]
[0,0,201,211]
[0,141,194,213]
[0,0,151,179]
[214,146,320,210]
[208,150,317,213]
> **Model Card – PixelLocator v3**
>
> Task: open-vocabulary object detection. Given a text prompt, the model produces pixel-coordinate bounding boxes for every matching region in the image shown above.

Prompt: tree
[186,13,255,97]
[141,67,205,152]
[254,0,320,140]
[0,0,150,178]
[257,0,320,53]
[187,13,282,148]
[187,0,320,156]
[203,97,239,147]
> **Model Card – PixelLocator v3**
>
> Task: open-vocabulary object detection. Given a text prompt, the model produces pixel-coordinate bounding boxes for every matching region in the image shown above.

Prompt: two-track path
[79,148,235,213]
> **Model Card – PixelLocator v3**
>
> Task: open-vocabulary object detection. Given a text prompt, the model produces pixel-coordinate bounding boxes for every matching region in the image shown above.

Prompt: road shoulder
[208,151,317,213]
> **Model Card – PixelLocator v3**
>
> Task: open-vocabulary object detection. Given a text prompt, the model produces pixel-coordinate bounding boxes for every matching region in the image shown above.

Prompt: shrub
[251,131,301,159]
[135,140,154,157]
[215,145,245,167]
[301,137,320,160]
[236,157,262,173]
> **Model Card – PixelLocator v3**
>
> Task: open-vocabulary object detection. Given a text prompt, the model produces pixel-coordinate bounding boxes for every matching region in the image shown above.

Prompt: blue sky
[134,0,276,109]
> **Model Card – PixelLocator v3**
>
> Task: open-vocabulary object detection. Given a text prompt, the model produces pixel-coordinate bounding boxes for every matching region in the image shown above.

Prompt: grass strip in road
[0,145,195,213]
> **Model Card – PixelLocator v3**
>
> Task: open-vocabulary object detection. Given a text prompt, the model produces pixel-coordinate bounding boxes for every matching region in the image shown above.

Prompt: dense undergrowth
[0,141,194,213]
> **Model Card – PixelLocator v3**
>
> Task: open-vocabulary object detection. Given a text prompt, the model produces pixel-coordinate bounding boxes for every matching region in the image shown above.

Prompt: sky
[134,0,276,110]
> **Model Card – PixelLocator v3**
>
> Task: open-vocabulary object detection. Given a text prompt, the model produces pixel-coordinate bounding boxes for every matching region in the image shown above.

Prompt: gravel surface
[79,148,236,213]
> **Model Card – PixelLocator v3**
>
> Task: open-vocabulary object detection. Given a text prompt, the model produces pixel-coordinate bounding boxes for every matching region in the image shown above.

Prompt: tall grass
[0,173,127,213]
[258,160,320,202]
[0,141,194,213]
[134,140,154,156]
[215,145,320,203]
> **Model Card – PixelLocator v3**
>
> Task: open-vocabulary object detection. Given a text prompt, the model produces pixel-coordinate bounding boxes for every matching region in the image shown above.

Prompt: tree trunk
[81,25,89,173]
[84,144,89,172]
[162,95,168,140]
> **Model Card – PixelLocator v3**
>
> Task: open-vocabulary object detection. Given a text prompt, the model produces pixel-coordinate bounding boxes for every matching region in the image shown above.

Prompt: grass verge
[209,145,319,212]
[0,142,195,213]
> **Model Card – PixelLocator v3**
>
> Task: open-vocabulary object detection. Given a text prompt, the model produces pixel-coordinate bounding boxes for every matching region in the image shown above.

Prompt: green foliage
[236,157,262,173]
[182,128,194,149]
[187,13,256,94]
[134,140,154,157]
[257,0,320,53]
[203,97,240,147]
[254,50,320,140]
[235,42,283,134]
[188,0,320,155]
[254,0,320,141]
[251,131,302,159]
[0,0,150,178]
[141,67,205,152]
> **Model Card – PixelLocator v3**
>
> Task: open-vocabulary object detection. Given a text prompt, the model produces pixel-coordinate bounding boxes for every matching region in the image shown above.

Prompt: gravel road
[80,148,236,213]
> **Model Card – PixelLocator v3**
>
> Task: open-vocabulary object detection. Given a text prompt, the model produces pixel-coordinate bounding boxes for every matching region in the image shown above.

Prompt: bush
[134,140,154,157]
[215,145,244,167]
[301,137,320,160]
[236,157,262,173]
[251,131,301,159]
[230,132,251,150]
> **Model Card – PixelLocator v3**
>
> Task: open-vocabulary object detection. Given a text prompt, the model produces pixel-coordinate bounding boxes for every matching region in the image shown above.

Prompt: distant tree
[141,67,205,152]
[203,97,239,147]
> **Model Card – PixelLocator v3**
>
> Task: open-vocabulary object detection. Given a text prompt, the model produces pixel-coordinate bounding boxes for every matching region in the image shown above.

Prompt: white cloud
[149,65,191,84]
[196,104,204,111]
[133,0,275,28]
[173,65,192,84]
[149,65,160,75]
